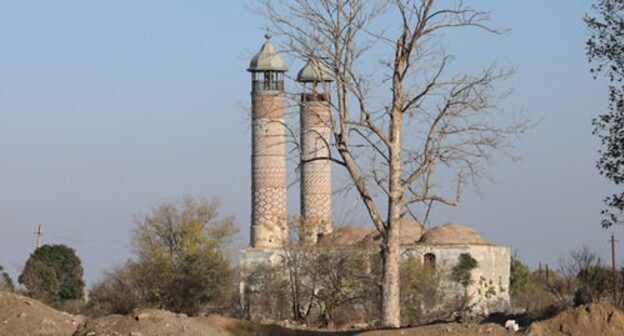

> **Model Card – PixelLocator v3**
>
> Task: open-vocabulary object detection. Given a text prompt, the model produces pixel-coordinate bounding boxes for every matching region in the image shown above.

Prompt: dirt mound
[75,310,304,336]
[526,302,624,336]
[0,291,83,336]
[75,309,220,336]
[76,312,513,336]
[358,322,509,336]
[198,315,308,335]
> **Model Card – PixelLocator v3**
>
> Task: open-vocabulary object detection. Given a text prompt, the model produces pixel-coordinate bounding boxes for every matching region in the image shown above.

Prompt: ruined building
[240,35,510,314]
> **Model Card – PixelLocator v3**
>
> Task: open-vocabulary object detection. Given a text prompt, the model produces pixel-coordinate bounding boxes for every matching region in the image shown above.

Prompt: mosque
[240,34,511,314]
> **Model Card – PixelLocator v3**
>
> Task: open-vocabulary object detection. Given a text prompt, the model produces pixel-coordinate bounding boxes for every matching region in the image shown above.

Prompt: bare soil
[76,314,511,336]
[3,291,624,336]
[526,302,624,336]
[0,291,84,336]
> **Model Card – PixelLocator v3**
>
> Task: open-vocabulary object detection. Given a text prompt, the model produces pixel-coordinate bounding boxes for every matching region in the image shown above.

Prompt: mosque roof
[317,218,426,247]
[418,223,491,245]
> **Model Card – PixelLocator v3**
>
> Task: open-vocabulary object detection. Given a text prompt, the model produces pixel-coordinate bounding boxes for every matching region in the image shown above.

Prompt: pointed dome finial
[265,29,272,41]
[247,32,287,72]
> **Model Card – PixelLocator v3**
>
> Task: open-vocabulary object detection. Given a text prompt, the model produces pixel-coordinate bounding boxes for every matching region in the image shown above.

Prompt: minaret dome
[248,33,287,93]
[296,58,333,83]
[297,58,333,102]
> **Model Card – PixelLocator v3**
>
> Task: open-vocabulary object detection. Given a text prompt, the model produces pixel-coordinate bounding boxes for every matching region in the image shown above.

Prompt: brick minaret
[247,34,288,248]
[297,59,334,244]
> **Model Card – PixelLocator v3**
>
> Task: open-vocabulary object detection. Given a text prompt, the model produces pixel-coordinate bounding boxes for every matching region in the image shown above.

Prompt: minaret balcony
[300,92,329,102]
[252,79,284,92]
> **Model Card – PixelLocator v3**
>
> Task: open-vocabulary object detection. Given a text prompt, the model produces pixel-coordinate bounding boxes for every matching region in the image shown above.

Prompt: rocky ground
[2,291,624,336]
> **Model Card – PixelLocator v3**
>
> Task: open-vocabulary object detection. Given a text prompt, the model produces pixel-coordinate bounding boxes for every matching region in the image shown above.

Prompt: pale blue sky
[0,1,616,284]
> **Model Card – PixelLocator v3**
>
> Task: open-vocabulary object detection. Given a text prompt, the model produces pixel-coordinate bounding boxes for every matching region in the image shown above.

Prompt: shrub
[87,196,236,316]
[451,253,478,288]
[0,265,14,292]
[85,263,141,317]
[400,257,446,325]
[19,244,84,303]
[510,257,532,299]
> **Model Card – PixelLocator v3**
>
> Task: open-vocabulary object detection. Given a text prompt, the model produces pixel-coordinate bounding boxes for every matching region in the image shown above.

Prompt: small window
[424,253,436,270]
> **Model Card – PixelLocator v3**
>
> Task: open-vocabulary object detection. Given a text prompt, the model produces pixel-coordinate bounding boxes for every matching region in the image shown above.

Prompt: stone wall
[402,244,511,314]
[242,243,510,316]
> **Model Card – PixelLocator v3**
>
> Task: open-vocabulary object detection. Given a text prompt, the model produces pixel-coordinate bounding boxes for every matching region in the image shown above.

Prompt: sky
[0,1,617,285]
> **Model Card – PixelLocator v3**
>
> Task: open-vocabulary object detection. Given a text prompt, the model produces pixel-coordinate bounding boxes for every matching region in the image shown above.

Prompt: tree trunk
[380,43,405,327]
[380,215,401,327]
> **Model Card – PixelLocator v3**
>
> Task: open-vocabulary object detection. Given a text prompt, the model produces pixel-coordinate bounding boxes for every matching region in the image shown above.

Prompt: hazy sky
[0,1,617,285]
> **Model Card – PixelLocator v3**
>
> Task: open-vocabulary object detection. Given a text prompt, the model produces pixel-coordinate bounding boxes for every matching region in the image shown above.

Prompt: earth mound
[75,310,303,336]
[75,309,219,336]
[526,302,624,336]
[0,291,83,336]
[357,322,509,336]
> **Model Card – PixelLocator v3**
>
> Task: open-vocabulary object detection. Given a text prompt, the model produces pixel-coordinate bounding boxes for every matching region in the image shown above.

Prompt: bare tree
[257,0,527,327]
[534,247,611,309]
[244,219,379,326]
[282,218,377,326]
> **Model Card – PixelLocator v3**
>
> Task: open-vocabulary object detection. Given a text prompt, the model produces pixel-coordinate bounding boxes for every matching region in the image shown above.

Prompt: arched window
[424,253,436,271]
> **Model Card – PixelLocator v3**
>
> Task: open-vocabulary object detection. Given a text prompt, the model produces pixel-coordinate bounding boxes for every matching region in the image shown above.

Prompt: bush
[513,271,561,321]
[0,265,14,292]
[87,196,236,316]
[244,263,291,321]
[451,253,478,288]
[85,263,141,317]
[574,265,612,306]
[18,244,85,303]
[400,257,446,325]
[510,257,531,299]
[165,251,232,315]
[514,247,616,322]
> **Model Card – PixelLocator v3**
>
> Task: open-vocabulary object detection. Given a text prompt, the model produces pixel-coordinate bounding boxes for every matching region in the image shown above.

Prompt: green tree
[19,244,84,302]
[128,196,236,315]
[0,265,15,292]
[510,257,532,298]
[586,0,624,227]
[451,253,478,289]
[165,251,232,315]
[19,259,60,301]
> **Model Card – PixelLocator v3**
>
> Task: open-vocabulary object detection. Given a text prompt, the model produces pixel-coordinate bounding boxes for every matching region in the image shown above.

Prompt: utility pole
[611,233,618,305]
[34,224,44,249]
[545,264,550,283]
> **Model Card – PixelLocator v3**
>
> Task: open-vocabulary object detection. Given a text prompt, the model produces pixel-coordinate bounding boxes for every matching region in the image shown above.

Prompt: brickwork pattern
[300,101,333,242]
[251,92,287,248]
